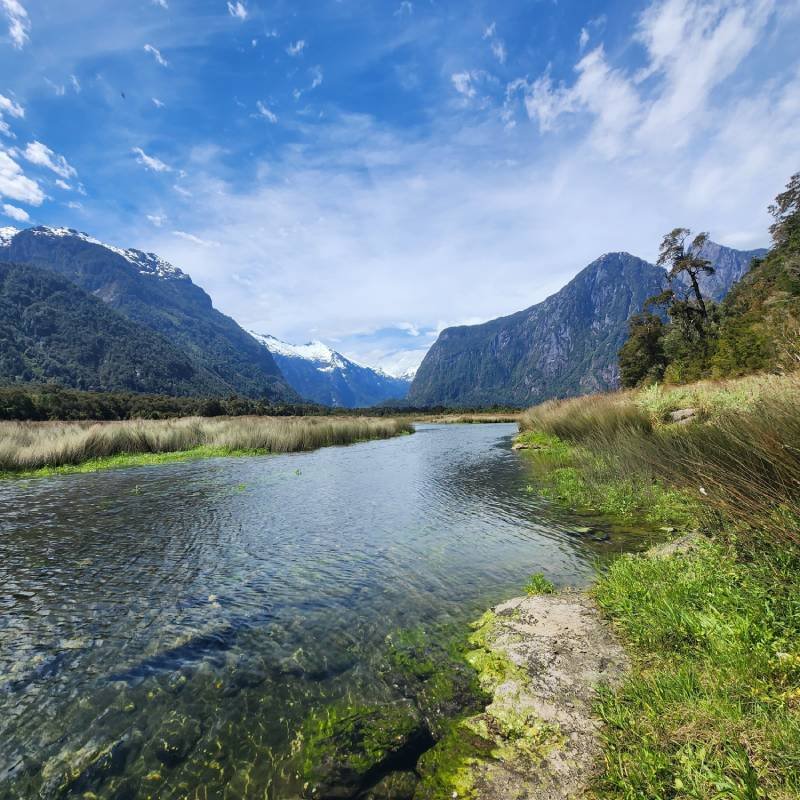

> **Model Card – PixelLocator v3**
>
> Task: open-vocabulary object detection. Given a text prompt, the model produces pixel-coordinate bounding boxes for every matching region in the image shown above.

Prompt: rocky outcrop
[416,592,628,799]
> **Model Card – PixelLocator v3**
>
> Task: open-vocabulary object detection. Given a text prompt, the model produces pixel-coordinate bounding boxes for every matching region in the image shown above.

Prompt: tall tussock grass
[521,374,800,545]
[0,416,413,473]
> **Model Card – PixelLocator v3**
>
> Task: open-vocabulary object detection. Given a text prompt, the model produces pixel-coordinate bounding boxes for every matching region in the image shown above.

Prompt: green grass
[517,373,800,799]
[0,445,267,477]
[524,573,555,595]
[593,540,800,800]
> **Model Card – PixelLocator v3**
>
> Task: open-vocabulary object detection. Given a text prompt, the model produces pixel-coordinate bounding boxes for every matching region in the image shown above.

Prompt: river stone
[364,770,418,799]
[296,701,432,799]
[153,711,202,767]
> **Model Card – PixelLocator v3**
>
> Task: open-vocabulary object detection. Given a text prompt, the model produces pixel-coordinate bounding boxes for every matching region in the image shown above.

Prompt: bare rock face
[415,592,628,800]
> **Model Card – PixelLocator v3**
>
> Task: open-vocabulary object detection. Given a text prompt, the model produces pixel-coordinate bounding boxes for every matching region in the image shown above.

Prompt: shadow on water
[0,423,652,798]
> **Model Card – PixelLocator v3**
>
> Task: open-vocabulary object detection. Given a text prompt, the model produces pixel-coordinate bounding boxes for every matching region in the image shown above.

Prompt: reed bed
[0,415,413,473]
[520,373,800,545]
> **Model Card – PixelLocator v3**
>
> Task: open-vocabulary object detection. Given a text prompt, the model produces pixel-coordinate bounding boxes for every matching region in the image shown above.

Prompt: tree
[618,312,666,388]
[768,171,800,247]
[657,228,714,321]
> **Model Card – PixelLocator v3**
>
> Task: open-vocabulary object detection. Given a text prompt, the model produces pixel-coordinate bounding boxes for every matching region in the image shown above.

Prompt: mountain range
[408,242,766,407]
[0,225,766,409]
[252,334,412,408]
[0,226,298,401]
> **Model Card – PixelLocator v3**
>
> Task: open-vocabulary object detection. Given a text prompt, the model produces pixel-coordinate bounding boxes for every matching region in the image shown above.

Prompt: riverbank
[502,374,800,798]
[0,415,413,476]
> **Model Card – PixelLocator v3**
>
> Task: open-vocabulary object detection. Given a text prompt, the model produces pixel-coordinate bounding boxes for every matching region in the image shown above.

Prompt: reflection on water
[0,423,642,798]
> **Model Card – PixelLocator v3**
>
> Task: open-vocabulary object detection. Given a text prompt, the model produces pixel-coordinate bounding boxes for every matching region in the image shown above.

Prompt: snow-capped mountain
[252,333,412,408]
[0,225,297,401]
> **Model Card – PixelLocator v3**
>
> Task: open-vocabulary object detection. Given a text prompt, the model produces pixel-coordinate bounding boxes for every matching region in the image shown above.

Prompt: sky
[0,0,798,375]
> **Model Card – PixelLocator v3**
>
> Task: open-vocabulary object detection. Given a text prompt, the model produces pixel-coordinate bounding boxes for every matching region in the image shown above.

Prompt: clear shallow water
[0,423,641,799]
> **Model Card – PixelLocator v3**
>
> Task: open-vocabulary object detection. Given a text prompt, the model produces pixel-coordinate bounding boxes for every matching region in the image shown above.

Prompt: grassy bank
[0,415,413,476]
[516,373,800,798]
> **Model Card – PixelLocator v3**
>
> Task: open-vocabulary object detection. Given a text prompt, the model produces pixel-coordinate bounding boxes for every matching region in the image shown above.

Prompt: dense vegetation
[0,263,231,397]
[0,416,413,474]
[620,173,799,387]
[518,374,800,798]
[0,228,297,401]
[0,384,519,422]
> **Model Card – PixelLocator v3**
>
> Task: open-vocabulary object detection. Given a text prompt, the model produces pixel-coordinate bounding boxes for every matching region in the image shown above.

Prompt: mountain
[0,226,297,401]
[408,242,765,407]
[0,261,235,395]
[253,334,412,408]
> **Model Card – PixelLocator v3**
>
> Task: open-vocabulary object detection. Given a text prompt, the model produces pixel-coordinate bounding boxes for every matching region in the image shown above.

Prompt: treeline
[0,384,518,421]
[619,171,800,387]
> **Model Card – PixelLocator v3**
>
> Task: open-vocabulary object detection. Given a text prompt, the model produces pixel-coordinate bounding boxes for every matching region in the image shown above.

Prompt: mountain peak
[7,226,189,281]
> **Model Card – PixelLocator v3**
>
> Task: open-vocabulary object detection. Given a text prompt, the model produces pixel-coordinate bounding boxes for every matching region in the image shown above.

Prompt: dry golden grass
[0,415,413,473]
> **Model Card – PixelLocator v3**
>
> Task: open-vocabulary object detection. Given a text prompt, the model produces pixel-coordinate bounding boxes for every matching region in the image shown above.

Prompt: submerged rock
[152,711,202,767]
[293,701,432,798]
[364,770,419,799]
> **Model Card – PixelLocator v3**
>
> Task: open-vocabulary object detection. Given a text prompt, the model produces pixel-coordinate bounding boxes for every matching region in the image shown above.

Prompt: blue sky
[0,0,798,374]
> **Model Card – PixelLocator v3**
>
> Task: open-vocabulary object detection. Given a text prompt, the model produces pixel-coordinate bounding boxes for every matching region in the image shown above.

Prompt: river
[0,423,641,798]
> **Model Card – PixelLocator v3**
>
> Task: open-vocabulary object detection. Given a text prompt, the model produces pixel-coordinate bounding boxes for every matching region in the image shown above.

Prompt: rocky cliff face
[409,243,765,407]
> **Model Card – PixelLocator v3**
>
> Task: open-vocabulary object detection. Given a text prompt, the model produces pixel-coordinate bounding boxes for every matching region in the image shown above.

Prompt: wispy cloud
[483,21,506,64]
[23,141,78,179]
[144,43,169,67]
[147,213,166,226]
[2,202,29,221]
[394,1,413,16]
[152,0,168,8]
[0,93,23,138]
[1,0,30,49]
[579,27,589,50]
[132,146,172,172]
[173,230,218,247]
[227,1,247,20]
[152,97,165,108]
[256,101,278,123]
[287,39,305,56]
[451,71,477,98]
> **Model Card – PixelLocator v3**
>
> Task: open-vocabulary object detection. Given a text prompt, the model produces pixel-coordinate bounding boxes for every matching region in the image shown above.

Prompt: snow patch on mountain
[0,227,20,247]
[26,226,188,281]
[253,334,349,371]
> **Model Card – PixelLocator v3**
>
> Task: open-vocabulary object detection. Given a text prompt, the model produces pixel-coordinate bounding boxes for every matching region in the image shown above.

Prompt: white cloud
[451,71,477,98]
[310,65,323,90]
[144,43,168,67]
[70,74,81,93]
[521,0,778,157]
[132,146,172,172]
[152,0,168,7]
[152,97,165,108]
[227,1,247,20]
[579,27,590,50]
[0,149,44,205]
[55,178,71,190]
[287,39,305,56]
[1,0,29,49]
[483,21,506,64]
[2,202,28,221]
[0,93,23,119]
[147,213,166,226]
[172,230,218,247]
[395,1,413,15]
[256,101,278,123]
[0,93,23,138]
[23,141,78,179]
